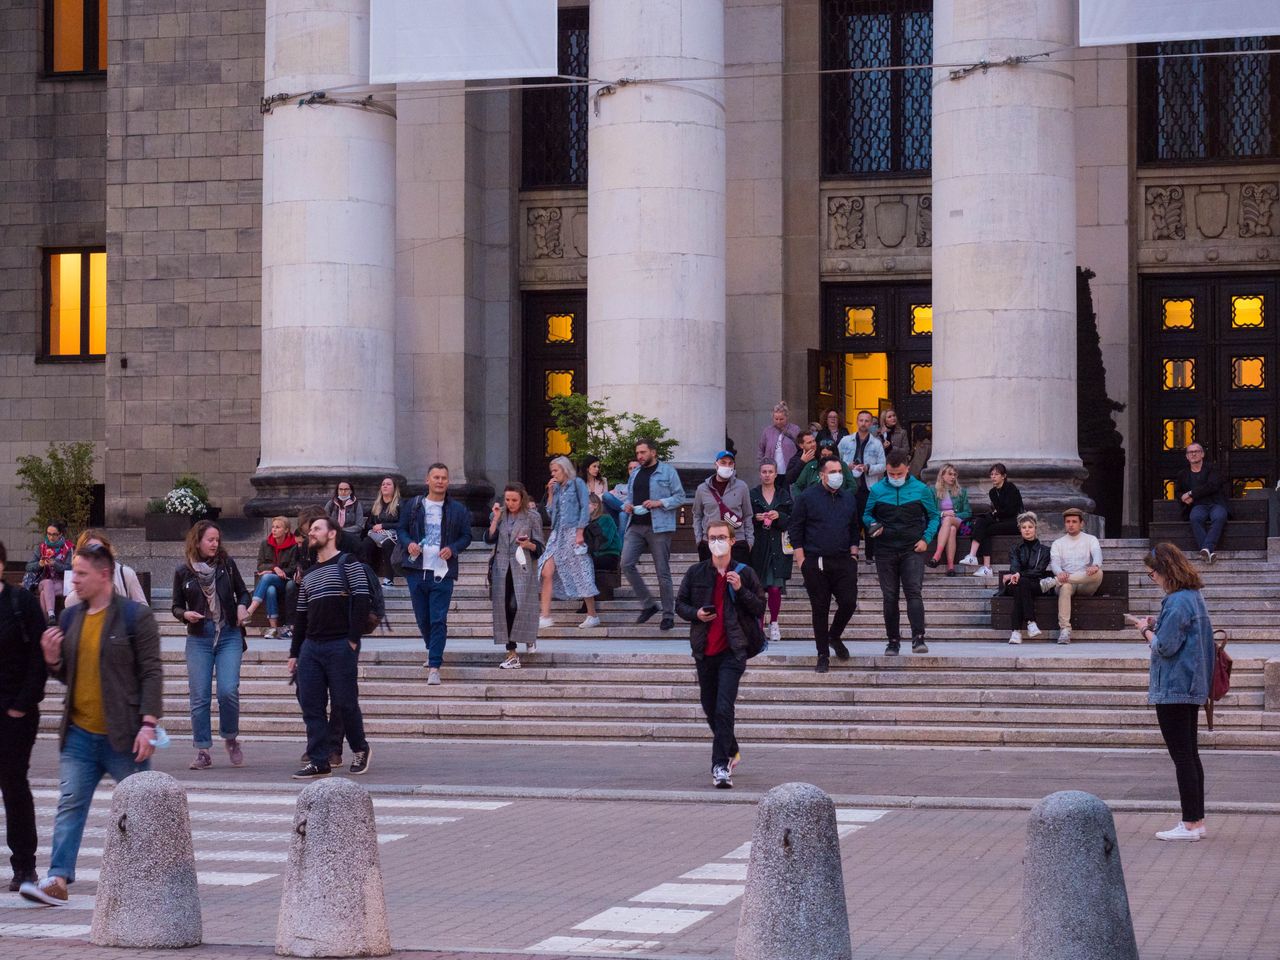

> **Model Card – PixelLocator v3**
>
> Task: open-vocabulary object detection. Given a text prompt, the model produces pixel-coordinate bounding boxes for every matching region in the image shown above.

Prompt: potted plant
[143,480,210,541]
[15,441,96,535]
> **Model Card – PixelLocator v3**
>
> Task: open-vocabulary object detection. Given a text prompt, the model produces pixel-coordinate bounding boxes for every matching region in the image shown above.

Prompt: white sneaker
[1156,823,1201,842]
[958,555,978,566]
[263,627,278,639]
[427,668,441,685]
[498,655,521,670]
[579,616,601,628]
[1008,630,1023,644]
[975,566,992,577]
[1039,577,1057,593]
[1026,621,1041,638]
[1199,548,1211,562]
[538,616,554,629]
[769,622,781,643]
[1057,628,1071,645]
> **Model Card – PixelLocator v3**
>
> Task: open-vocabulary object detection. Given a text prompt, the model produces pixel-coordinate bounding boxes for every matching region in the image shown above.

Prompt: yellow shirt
[69,609,108,735]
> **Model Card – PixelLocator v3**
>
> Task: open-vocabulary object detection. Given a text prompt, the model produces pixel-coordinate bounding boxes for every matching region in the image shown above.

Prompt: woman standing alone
[486,484,545,669]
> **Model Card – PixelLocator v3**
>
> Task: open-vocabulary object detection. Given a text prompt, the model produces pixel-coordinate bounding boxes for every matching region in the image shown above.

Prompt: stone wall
[0,0,107,548]
[103,1,264,524]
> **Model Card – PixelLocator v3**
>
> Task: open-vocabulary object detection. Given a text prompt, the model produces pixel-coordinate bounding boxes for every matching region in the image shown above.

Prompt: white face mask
[824,472,844,490]
[716,465,735,480]
[708,539,731,557]
[887,475,906,488]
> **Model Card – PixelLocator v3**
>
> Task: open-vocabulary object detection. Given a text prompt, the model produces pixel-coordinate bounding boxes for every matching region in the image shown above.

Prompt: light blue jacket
[548,477,592,533]
[837,431,886,485]
[623,462,686,534]
[1148,589,1216,705]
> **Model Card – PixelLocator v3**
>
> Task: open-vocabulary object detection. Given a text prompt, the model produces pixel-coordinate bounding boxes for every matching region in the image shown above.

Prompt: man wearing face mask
[787,457,862,673]
[838,411,887,562]
[863,449,940,655]
[692,451,754,564]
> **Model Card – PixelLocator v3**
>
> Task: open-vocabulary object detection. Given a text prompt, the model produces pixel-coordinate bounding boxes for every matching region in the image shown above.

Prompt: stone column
[930,0,1091,512]
[587,0,727,468]
[250,0,399,514]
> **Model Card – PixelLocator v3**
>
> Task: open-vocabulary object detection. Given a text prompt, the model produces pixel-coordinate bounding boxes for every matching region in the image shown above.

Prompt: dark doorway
[521,291,587,490]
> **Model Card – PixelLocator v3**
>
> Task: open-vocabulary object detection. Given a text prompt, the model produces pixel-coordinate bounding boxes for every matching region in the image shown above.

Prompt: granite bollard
[276,778,391,957]
[1019,791,1139,960]
[89,770,201,948]
[734,781,852,960]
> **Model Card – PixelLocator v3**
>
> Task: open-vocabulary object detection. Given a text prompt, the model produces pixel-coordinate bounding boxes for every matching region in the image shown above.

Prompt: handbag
[1204,629,1233,731]
[708,485,743,529]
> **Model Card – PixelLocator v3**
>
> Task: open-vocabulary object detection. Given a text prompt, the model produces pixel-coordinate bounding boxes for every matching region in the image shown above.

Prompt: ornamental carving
[1146,186,1185,241]
[528,207,564,259]
[875,198,908,248]
[1240,183,1279,238]
[916,195,932,247]
[827,196,866,250]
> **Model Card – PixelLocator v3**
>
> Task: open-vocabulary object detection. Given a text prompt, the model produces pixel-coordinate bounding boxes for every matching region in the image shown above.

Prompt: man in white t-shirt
[1041,508,1103,644]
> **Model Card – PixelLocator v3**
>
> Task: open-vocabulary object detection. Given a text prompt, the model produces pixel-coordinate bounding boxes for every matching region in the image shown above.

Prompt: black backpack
[338,553,384,636]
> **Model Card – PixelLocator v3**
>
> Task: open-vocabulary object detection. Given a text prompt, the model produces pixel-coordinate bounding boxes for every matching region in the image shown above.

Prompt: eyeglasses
[707,535,730,544]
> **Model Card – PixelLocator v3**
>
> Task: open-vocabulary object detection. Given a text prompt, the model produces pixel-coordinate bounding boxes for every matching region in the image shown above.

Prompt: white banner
[370,0,558,84]
[1080,0,1280,46]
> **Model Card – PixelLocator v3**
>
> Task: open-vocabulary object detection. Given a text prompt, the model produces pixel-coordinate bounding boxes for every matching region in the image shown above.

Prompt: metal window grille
[821,0,932,178]
[1137,36,1280,165]
[521,7,590,189]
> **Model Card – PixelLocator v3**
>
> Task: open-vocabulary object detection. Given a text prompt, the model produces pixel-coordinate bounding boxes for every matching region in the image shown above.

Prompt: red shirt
[705,570,729,656]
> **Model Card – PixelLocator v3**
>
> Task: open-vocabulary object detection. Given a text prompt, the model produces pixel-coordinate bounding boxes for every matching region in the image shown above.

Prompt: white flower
[164,487,206,516]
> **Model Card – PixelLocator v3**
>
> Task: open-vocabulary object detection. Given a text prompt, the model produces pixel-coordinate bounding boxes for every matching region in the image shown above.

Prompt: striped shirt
[289,553,371,655]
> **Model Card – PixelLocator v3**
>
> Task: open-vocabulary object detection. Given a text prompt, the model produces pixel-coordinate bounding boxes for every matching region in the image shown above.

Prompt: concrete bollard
[89,770,202,948]
[276,778,391,958]
[1019,791,1138,960]
[734,782,851,960]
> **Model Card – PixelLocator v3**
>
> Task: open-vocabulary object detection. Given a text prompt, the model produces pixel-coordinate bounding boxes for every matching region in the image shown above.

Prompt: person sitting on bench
[1042,507,1103,645]
[958,463,1023,577]
[1174,442,1228,563]
[1001,512,1051,645]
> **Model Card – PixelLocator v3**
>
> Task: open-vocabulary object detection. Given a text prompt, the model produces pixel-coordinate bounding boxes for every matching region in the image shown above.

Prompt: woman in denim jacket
[1134,543,1216,842]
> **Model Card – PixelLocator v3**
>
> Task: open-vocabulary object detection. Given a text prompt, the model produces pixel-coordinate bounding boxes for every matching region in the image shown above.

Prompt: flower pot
[145,512,194,542]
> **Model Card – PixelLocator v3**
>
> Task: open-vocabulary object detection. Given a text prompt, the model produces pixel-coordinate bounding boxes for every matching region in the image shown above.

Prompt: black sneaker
[636,604,660,624]
[814,657,829,674]
[832,640,851,660]
[292,762,331,780]
[8,869,37,893]
[328,751,343,768]
[912,638,929,654]
[659,616,674,631]
[884,640,900,656]
[349,746,371,775]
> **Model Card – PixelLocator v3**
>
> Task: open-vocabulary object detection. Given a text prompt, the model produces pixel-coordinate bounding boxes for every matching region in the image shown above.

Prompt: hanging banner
[370,0,558,83]
[1080,0,1280,46]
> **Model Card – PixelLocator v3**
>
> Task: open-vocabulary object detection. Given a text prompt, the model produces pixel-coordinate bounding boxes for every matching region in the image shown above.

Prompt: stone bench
[1148,495,1268,552]
[990,569,1129,631]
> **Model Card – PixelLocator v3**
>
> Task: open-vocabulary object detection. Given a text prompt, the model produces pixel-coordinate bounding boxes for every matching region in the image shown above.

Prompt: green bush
[549,393,677,483]
[172,474,211,506]
[15,441,96,534]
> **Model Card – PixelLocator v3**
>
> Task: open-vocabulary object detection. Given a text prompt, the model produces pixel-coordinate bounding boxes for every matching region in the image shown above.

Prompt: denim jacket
[548,477,592,533]
[1148,589,1215,705]
[623,462,686,534]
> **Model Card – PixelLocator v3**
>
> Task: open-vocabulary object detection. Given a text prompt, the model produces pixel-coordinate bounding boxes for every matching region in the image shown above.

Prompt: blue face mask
[887,475,906,488]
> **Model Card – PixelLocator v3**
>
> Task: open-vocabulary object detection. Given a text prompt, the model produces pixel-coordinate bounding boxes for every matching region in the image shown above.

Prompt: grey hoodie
[691,473,755,548]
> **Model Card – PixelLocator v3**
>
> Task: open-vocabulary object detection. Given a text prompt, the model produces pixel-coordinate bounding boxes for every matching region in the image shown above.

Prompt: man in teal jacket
[863,449,939,655]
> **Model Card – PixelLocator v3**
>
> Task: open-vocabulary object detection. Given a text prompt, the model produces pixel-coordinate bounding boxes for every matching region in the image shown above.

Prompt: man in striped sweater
[287,516,372,779]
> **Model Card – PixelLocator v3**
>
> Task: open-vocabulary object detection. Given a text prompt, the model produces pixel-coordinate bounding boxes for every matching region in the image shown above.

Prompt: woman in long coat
[485,483,544,669]
[748,461,793,645]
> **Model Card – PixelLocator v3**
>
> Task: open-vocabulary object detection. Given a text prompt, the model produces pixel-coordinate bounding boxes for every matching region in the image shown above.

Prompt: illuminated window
[46,0,107,74]
[1231,356,1265,390]
[1161,298,1194,330]
[1162,479,1177,500]
[1232,477,1266,497]
[545,370,574,399]
[1231,295,1264,329]
[546,313,574,343]
[910,304,932,336]
[1161,358,1195,390]
[844,306,875,337]
[44,249,106,361]
[1162,418,1195,451]
[1233,417,1266,450]
[545,428,571,457]
[843,353,888,418]
[909,362,933,395]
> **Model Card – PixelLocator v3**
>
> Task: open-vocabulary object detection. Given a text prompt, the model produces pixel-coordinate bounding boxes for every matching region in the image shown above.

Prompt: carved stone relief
[1240,183,1279,239]
[1138,173,1278,270]
[519,193,587,288]
[527,207,564,259]
[820,184,932,279]
[827,196,865,250]
[1146,186,1185,241]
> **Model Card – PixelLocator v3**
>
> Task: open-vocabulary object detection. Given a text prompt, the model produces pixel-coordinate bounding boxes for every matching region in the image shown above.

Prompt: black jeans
[0,710,39,875]
[695,652,745,769]
[360,536,398,581]
[799,554,859,657]
[875,548,926,640]
[969,516,1019,560]
[855,487,872,558]
[1155,703,1205,822]
[1009,577,1046,629]
[297,639,368,767]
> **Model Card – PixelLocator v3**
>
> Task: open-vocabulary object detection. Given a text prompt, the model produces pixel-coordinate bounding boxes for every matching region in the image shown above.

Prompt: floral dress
[538,477,599,600]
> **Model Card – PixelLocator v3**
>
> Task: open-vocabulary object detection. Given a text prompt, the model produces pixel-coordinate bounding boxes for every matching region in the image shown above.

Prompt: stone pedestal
[930,0,1091,515]
[250,0,399,516]
[587,0,727,469]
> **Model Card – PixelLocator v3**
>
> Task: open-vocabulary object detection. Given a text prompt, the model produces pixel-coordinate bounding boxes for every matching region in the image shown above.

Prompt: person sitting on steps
[1174,442,1228,564]
[1002,512,1052,644]
[959,463,1024,577]
[1043,507,1103,645]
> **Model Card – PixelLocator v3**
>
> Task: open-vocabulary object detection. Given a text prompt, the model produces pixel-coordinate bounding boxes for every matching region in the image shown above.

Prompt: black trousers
[1009,577,1045,628]
[969,516,1019,559]
[695,652,745,769]
[297,639,367,766]
[799,554,859,657]
[1155,703,1205,822]
[855,487,872,558]
[0,710,39,875]
[875,548,926,640]
[360,536,397,581]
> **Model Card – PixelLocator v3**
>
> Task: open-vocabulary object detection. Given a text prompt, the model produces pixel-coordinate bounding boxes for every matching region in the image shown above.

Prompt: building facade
[0,0,1277,547]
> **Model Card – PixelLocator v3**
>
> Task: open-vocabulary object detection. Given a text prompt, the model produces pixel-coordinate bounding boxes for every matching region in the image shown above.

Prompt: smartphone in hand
[700,606,716,617]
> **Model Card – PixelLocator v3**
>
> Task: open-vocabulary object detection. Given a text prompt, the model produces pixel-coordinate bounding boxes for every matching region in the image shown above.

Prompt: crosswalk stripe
[0,893,94,911]
[630,883,743,906]
[0,922,91,939]
[723,841,752,860]
[31,788,510,811]
[74,827,406,844]
[573,907,712,935]
[679,863,748,881]
[836,808,888,823]
[36,846,288,864]
[69,867,274,886]
[32,807,458,827]
[528,935,662,954]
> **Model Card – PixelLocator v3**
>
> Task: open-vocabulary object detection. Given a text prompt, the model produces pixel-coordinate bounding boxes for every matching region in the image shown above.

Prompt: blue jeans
[184,620,243,749]
[50,725,147,882]
[1189,504,1228,552]
[252,573,287,619]
[405,571,455,668]
[297,639,368,766]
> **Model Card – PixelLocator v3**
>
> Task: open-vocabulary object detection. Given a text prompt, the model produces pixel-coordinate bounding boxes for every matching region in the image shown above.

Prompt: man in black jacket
[1176,443,1228,562]
[0,540,47,893]
[676,519,765,789]
[788,458,861,673]
[783,430,817,489]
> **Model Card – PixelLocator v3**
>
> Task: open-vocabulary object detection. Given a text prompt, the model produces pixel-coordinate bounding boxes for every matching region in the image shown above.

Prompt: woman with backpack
[538,457,599,630]
[171,520,250,771]
[485,483,544,669]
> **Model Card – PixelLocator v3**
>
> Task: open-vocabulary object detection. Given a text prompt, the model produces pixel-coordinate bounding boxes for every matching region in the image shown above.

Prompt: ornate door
[522,292,587,490]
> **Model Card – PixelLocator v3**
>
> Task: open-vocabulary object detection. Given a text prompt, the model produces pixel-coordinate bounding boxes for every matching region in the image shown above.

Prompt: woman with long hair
[1135,543,1216,841]
[581,456,608,499]
[171,520,250,770]
[927,463,972,575]
[815,408,849,448]
[64,529,148,606]
[538,456,599,629]
[326,480,364,538]
[243,516,299,638]
[485,483,545,669]
[361,476,402,585]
